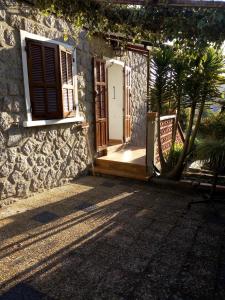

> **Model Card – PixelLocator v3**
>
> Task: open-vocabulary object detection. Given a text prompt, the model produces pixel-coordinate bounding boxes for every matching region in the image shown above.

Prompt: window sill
[23,116,84,128]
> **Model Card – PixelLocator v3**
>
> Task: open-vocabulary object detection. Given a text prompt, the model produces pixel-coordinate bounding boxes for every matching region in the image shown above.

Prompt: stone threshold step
[92,166,150,181]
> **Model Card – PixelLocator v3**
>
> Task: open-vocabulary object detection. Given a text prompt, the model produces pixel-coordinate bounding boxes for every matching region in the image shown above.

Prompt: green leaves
[150,44,225,134]
[36,1,225,45]
[150,46,174,111]
[199,114,225,140]
[195,138,225,171]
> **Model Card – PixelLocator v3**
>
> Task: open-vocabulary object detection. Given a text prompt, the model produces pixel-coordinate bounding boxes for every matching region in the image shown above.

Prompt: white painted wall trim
[160,114,176,121]
[20,30,81,127]
[104,56,125,68]
[23,116,84,128]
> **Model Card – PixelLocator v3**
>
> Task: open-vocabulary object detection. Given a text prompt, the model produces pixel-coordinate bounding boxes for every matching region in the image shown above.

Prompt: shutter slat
[47,88,58,113]
[30,45,43,82]
[96,61,100,82]
[60,47,75,117]
[61,51,67,84]
[45,47,56,83]
[26,38,62,120]
[32,87,45,113]
[67,53,73,85]
[63,89,69,112]
[68,89,74,111]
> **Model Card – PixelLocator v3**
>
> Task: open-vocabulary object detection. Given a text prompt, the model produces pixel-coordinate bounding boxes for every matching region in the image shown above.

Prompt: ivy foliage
[36,0,225,45]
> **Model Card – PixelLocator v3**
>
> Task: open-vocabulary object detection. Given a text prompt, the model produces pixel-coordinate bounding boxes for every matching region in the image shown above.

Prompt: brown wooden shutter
[59,46,75,118]
[93,58,108,155]
[26,39,62,120]
[124,65,131,142]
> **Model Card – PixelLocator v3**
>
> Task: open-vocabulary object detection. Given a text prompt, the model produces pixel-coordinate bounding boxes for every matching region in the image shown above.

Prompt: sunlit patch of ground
[0,176,224,299]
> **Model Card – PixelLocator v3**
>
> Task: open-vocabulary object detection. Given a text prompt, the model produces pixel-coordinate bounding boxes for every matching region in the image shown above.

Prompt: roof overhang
[104,33,151,56]
[24,0,225,9]
[96,0,225,8]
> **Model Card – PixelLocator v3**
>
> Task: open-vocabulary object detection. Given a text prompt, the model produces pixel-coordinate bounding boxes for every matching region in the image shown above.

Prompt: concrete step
[95,158,146,174]
[93,166,150,181]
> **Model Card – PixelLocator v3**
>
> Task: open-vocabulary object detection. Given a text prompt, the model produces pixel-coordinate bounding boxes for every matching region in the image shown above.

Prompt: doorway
[93,58,131,155]
[93,57,149,180]
[107,60,132,146]
[107,60,123,145]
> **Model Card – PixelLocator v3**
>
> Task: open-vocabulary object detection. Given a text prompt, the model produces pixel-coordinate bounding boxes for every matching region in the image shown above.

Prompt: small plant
[166,143,183,169]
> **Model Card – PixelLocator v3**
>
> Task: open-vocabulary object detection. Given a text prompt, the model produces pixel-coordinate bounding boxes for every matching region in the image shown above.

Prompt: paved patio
[0,176,225,300]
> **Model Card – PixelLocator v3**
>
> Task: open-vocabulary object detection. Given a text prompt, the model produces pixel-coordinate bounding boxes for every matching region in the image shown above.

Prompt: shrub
[199,113,225,139]
[166,143,183,169]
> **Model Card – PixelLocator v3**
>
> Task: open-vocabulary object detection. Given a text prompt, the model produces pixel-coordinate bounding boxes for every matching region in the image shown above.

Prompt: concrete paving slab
[0,176,225,299]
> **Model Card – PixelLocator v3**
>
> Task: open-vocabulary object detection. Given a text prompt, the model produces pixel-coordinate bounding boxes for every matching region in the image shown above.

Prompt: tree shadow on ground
[0,177,225,300]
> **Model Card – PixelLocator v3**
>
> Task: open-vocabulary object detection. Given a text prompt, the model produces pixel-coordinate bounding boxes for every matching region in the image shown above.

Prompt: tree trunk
[155,87,167,172]
[188,99,205,153]
[166,94,181,172]
[166,100,197,179]
[171,94,181,150]
[156,108,167,172]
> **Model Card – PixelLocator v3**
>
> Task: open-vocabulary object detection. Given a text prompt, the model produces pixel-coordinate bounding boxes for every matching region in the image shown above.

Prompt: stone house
[0,0,148,203]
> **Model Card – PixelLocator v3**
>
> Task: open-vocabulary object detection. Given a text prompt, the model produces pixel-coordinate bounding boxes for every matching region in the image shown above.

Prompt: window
[20,30,83,127]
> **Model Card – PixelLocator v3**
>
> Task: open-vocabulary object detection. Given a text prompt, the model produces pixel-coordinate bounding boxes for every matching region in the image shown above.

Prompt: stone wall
[123,51,147,147]
[0,0,147,204]
[0,0,109,204]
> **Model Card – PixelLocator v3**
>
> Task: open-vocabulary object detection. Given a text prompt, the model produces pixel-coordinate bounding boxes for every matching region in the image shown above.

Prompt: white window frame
[20,30,84,127]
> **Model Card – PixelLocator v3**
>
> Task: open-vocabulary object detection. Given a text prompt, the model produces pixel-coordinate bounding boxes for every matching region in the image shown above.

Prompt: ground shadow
[0,177,225,299]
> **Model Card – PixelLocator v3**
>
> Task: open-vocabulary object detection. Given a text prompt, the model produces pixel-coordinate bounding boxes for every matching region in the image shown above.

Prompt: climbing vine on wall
[36,0,225,45]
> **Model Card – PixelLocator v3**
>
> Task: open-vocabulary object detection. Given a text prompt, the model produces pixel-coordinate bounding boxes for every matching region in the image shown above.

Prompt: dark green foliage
[199,113,225,140]
[182,48,225,108]
[170,50,189,107]
[195,138,225,171]
[196,111,225,173]
[150,46,174,112]
[36,1,225,45]
[149,44,225,178]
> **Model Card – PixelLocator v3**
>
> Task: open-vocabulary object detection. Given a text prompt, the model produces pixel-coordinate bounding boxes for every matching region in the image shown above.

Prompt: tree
[170,49,189,151]
[149,46,174,172]
[150,45,225,179]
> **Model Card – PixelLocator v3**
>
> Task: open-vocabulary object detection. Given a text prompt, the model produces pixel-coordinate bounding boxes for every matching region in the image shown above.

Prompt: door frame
[93,57,108,157]
[123,65,132,144]
[105,58,130,146]
[94,57,132,154]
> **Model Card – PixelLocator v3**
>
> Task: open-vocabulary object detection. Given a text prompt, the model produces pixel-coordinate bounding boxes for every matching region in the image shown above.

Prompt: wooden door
[93,58,108,155]
[124,66,131,143]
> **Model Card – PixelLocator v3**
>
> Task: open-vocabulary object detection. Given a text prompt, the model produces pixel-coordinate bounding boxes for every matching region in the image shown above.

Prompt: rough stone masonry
[0,0,147,204]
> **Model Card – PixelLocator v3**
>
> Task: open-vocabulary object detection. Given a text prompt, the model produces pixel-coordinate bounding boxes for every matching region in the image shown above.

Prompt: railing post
[146,48,151,112]
[146,112,158,175]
